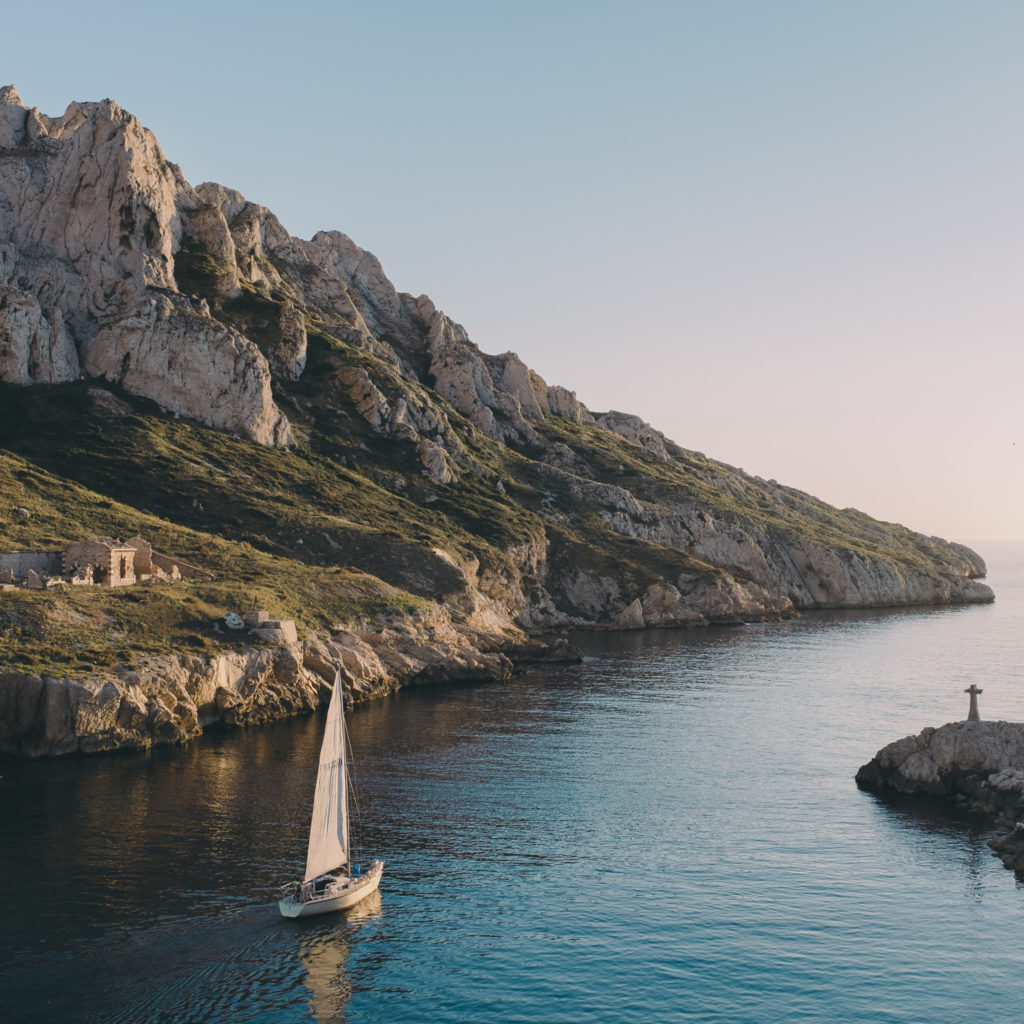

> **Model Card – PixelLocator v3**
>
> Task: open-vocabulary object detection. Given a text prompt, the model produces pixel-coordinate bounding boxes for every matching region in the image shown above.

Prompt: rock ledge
[856,720,1024,874]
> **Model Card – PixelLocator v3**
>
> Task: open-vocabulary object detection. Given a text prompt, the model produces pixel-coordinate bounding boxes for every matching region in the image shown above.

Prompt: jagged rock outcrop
[856,720,1024,875]
[856,720,1024,796]
[81,297,293,446]
[0,609,540,757]
[0,87,292,445]
[0,276,80,383]
[0,646,318,756]
[594,411,671,461]
[336,362,466,481]
[421,300,593,445]
[989,821,1024,872]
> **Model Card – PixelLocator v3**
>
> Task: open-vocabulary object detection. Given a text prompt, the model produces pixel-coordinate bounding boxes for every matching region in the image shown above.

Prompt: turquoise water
[3,540,1024,1023]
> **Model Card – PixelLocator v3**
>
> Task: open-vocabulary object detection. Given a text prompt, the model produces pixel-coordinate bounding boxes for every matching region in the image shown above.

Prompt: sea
[3,539,1024,1024]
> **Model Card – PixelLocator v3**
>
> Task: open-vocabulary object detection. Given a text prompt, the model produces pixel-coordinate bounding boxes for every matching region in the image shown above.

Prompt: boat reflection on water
[299,889,383,1023]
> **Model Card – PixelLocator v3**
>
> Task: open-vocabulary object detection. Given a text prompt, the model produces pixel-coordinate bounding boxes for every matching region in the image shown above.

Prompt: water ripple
[4,542,1024,1022]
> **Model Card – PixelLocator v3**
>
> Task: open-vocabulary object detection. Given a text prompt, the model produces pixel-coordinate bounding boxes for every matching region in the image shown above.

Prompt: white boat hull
[278,860,384,918]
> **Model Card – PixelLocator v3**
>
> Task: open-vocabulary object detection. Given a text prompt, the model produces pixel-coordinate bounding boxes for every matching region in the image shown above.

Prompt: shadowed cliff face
[0,86,992,657]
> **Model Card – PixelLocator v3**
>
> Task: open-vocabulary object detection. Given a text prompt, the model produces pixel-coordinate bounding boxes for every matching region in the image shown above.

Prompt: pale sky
[6,1,1023,540]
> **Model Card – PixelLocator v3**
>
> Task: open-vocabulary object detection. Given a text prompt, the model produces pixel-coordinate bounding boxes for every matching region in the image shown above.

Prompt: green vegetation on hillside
[0,443,432,675]
[534,414,950,572]
[0,256,981,679]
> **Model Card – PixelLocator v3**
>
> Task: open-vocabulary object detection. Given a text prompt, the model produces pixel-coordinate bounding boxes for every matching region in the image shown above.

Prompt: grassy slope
[534,415,952,571]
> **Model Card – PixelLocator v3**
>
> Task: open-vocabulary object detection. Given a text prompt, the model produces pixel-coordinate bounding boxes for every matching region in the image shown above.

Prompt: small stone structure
[63,539,137,587]
[0,535,184,590]
[218,608,299,646]
[251,619,299,645]
[122,536,186,578]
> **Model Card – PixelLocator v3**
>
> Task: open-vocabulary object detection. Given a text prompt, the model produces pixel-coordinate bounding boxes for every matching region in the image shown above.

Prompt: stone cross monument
[965,684,983,722]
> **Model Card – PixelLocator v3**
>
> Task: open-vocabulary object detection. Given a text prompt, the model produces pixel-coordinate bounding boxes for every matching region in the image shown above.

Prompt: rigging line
[342,698,364,827]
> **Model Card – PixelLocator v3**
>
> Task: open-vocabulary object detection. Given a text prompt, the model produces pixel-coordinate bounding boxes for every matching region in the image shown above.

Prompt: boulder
[856,720,1024,797]
[251,619,299,645]
[613,598,645,629]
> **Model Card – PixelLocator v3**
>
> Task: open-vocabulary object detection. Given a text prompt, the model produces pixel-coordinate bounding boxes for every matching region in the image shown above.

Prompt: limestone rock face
[594,411,671,461]
[81,296,293,446]
[0,281,80,383]
[336,361,464,482]
[0,648,324,756]
[426,307,526,443]
[0,605,540,756]
[275,299,308,380]
[0,95,181,310]
[422,307,596,445]
[0,87,292,445]
[417,439,455,484]
[173,171,602,451]
[339,366,391,429]
[0,87,996,647]
[177,199,239,295]
[546,461,993,619]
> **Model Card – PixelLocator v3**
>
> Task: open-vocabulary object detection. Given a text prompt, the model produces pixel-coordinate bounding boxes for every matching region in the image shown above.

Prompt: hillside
[0,88,992,754]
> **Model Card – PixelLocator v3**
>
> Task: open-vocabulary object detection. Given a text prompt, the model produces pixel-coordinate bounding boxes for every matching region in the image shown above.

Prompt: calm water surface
[4,540,1024,1023]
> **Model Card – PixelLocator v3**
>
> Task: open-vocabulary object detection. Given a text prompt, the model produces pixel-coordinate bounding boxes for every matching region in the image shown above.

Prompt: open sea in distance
[3,539,1024,1023]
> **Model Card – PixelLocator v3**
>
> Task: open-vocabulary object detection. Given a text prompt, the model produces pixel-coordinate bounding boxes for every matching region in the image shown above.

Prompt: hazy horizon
[8,0,1022,540]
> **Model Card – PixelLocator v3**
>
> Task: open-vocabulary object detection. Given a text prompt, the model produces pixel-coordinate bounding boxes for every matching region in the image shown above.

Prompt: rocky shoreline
[0,618,582,758]
[856,719,1024,875]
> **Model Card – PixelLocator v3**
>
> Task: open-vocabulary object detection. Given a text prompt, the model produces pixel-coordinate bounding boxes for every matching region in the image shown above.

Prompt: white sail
[304,674,349,882]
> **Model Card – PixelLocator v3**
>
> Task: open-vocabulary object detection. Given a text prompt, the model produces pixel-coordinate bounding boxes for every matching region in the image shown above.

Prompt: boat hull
[278,860,384,918]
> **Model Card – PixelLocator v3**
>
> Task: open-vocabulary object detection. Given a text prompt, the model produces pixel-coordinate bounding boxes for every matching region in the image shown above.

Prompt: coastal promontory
[0,87,995,755]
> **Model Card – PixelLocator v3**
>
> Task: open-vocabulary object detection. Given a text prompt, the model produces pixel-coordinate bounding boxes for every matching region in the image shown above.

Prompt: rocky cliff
[0,88,995,754]
[856,721,1024,874]
[0,601,542,757]
[0,86,291,445]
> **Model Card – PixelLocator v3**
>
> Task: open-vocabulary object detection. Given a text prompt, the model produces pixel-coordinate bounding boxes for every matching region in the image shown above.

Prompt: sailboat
[278,672,384,918]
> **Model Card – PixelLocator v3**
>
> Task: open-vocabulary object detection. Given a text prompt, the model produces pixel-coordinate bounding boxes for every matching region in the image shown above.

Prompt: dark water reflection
[1,715,385,1023]
[4,540,1024,1023]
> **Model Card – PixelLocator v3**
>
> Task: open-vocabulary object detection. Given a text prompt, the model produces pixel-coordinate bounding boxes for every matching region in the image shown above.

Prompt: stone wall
[0,552,61,577]
[152,552,206,580]
[125,536,152,574]
[63,540,115,577]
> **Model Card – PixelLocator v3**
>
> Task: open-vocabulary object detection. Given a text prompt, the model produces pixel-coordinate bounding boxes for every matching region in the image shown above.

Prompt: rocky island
[856,705,1024,874]
[0,86,994,756]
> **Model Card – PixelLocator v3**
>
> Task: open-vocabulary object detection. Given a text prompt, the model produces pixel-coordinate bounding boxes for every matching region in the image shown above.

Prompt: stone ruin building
[0,536,184,591]
[63,538,139,587]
